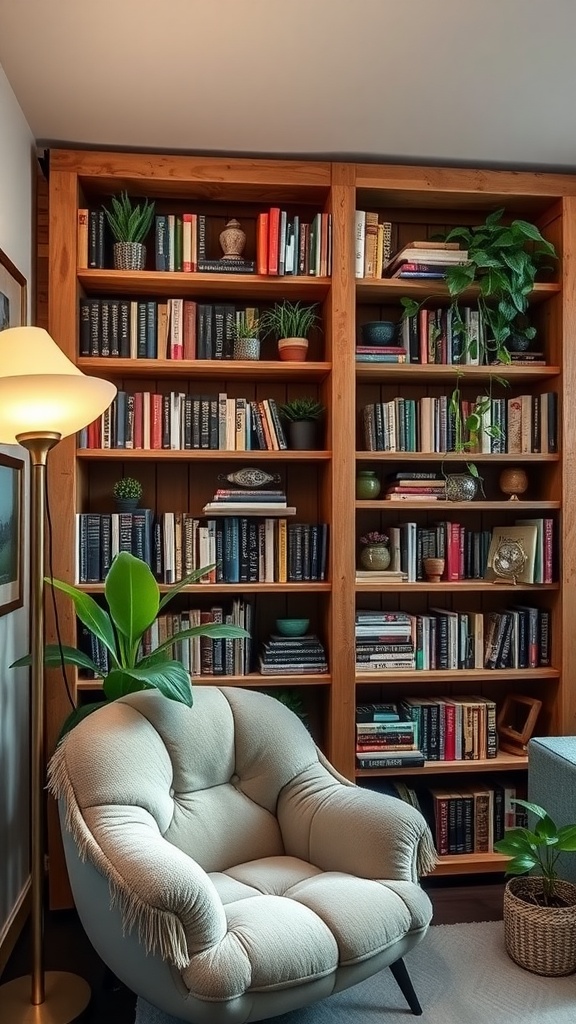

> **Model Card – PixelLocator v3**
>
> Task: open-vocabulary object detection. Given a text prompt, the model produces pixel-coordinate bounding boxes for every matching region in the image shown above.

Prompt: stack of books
[355,611,415,670]
[259,633,328,675]
[202,488,295,516]
[383,241,469,279]
[355,703,424,769]
[355,344,407,364]
[383,472,446,502]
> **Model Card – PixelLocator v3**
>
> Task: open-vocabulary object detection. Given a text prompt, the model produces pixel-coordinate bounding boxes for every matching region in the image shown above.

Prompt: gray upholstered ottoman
[528,735,576,884]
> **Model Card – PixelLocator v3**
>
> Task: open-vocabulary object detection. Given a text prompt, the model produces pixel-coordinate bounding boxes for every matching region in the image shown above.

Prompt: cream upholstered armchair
[49,687,436,1022]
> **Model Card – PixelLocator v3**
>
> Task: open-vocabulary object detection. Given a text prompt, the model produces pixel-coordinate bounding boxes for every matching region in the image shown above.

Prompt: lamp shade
[0,327,116,443]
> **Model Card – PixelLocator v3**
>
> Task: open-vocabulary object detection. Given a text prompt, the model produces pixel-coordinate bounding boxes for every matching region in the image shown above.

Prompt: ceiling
[1,0,576,172]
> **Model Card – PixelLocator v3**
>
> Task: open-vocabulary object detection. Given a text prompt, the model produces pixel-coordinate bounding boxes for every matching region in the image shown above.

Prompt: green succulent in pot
[279,397,325,422]
[12,552,248,736]
[103,190,155,270]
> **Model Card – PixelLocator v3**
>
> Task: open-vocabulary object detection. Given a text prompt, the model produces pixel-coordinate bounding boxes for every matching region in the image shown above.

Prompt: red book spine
[133,392,143,450]
[443,702,456,761]
[444,522,461,581]
[257,212,269,275]
[544,518,553,583]
[268,208,280,275]
[151,394,163,450]
[459,525,465,579]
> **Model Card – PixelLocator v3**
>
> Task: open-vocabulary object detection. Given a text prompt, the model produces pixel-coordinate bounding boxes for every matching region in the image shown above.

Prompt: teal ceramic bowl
[275,618,310,637]
[360,321,397,346]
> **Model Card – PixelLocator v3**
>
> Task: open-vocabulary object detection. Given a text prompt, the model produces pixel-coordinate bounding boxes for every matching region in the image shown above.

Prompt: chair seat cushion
[181,856,429,1000]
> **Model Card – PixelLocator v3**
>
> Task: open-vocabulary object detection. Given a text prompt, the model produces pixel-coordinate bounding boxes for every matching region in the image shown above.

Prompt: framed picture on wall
[0,452,24,615]
[0,247,27,330]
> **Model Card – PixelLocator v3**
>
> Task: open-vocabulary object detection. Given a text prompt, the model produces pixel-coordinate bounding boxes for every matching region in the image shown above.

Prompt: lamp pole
[0,433,91,1021]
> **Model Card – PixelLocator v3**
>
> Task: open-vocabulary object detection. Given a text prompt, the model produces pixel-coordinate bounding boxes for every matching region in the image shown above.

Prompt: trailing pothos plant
[12,551,248,737]
[446,370,508,486]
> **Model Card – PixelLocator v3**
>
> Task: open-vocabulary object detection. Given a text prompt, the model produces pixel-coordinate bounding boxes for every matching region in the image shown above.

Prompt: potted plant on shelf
[12,552,248,737]
[102,190,155,271]
[279,397,325,449]
[232,315,261,361]
[359,530,391,572]
[494,798,576,976]
[113,476,143,512]
[260,300,320,361]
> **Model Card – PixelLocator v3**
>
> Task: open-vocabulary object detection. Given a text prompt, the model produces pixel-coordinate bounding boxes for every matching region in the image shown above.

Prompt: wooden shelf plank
[356,451,560,463]
[356,279,559,304]
[356,500,561,511]
[77,672,332,692]
[355,580,558,592]
[429,853,510,877]
[77,449,332,461]
[78,269,331,301]
[355,668,559,683]
[356,364,560,384]
[77,358,332,382]
[356,752,528,779]
[77,582,331,594]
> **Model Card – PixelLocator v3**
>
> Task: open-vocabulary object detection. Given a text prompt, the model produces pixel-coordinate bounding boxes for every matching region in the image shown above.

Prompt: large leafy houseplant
[13,552,248,735]
[494,798,576,906]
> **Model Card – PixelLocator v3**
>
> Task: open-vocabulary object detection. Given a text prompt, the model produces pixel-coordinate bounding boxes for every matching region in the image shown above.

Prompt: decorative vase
[113,242,146,271]
[356,470,381,500]
[219,218,246,261]
[115,497,139,512]
[288,420,318,450]
[278,337,309,362]
[503,877,576,976]
[507,333,532,353]
[233,337,260,360]
[359,544,391,572]
[499,467,529,501]
[445,473,478,502]
[423,557,445,583]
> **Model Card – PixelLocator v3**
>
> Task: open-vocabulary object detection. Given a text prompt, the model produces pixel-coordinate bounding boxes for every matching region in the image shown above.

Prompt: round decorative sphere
[356,470,381,499]
[445,473,478,502]
[499,467,529,499]
[359,544,391,572]
[360,321,397,346]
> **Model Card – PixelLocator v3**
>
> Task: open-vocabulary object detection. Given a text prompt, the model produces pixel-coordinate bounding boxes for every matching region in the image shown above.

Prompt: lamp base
[0,971,90,1022]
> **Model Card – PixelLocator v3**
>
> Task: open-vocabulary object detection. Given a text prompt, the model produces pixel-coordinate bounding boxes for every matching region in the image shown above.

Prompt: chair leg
[389,957,422,1015]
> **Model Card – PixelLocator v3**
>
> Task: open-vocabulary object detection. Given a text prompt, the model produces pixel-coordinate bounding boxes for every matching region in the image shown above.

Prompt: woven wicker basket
[504,876,576,976]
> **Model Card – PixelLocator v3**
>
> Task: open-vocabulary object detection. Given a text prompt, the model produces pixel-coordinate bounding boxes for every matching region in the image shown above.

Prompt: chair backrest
[57,687,321,872]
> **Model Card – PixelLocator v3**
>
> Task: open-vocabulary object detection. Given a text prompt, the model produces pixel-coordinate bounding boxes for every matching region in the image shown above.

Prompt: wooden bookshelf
[44,150,576,900]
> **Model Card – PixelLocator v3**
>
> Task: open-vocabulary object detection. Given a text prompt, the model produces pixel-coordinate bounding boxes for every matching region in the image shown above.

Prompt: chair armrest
[55,796,226,969]
[278,765,437,882]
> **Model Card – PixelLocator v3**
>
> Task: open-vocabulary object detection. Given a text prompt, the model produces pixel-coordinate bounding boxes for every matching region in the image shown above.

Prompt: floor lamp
[0,327,116,1023]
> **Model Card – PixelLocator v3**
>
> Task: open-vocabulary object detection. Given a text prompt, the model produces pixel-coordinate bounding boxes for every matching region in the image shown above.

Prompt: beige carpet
[135,920,576,1024]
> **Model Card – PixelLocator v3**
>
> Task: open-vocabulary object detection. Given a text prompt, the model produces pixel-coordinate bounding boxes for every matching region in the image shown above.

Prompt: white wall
[0,63,34,962]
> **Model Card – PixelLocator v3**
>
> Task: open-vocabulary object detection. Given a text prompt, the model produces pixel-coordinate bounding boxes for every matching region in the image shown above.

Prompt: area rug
[134,920,576,1024]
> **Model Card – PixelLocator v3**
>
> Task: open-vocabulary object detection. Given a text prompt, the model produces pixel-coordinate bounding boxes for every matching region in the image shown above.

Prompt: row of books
[361,393,558,454]
[79,298,262,361]
[399,305,546,365]
[79,599,254,679]
[79,392,288,452]
[259,633,328,676]
[76,511,329,585]
[381,518,554,584]
[355,607,551,671]
[354,212,393,278]
[357,695,498,764]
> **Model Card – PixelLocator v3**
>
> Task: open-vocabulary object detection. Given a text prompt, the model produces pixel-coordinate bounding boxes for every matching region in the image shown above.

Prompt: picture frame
[0,246,27,330]
[497,694,542,756]
[0,451,24,616]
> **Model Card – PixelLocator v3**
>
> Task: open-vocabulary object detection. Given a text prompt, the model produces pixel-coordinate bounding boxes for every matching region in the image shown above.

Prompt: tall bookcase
[45,151,576,904]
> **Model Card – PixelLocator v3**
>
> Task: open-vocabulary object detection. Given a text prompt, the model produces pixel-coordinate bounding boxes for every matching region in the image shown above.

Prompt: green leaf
[503,855,539,875]
[493,838,535,859]
[46,578,118,664]
[535,815,559,841]
[158,564,216,612]
[105,552,160,653]
[512,798,548,820]
[138,623,248,665]
[511,218,548,244]
[11,643,100,675]
[104,663,193,706]
[556,825,576,851]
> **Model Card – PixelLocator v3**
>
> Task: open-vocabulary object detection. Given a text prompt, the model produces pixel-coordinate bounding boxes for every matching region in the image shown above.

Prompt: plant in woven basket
[494,799,576,905]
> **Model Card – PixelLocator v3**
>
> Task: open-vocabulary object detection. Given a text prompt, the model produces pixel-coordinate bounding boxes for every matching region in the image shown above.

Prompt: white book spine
[355,210,366,278]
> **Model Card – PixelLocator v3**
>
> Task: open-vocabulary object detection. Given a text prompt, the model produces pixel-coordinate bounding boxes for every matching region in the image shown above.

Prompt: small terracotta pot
[423,557,445,583]
[278,337,308,362]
